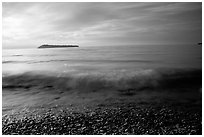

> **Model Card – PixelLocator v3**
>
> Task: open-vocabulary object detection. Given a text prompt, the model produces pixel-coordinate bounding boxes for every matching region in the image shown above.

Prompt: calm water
[2,45,201,75]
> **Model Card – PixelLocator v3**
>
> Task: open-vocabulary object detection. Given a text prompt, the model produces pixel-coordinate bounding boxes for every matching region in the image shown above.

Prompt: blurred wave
[3,68,201,93]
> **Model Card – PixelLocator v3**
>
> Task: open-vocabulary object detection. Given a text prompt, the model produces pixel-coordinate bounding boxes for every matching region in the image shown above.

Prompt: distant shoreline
[38,44,79,48]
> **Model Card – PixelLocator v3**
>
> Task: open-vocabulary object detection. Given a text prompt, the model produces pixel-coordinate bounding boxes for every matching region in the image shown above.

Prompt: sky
[2,2,202,49]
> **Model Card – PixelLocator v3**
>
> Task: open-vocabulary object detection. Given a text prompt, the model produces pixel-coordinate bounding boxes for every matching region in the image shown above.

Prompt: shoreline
[2,91,202,135]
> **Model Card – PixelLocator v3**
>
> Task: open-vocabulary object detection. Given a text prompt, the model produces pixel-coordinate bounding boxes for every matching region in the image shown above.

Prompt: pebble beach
[2,100,202,135]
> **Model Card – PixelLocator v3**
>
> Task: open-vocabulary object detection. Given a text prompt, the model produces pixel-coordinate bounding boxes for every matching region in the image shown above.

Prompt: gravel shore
[2,102,202,135]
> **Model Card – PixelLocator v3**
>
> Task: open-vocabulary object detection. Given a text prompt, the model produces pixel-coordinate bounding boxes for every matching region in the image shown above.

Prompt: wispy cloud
[2,2,202,49]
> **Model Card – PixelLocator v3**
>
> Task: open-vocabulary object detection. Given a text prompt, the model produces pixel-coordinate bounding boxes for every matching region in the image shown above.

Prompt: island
[38,44,79,48]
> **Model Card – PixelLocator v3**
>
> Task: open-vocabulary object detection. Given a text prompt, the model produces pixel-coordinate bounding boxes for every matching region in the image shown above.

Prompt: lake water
[2,44,202,92]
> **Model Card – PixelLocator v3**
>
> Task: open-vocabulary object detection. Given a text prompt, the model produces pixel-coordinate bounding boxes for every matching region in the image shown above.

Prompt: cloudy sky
[2,2,202,49]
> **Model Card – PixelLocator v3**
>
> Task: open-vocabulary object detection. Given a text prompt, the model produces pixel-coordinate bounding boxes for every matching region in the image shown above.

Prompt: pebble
[2,102,202,135]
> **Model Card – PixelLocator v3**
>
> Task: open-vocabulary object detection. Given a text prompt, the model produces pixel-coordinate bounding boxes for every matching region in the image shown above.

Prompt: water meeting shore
[2,88,202,135]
